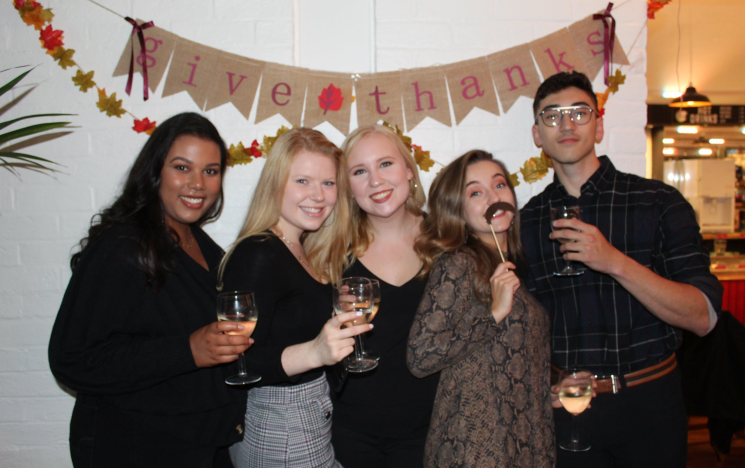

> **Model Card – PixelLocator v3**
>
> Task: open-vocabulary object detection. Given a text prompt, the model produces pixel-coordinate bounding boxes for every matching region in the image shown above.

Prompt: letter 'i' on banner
[355,71,404,130]
[487,44,541,114]
[255,63,308,127]
[568,14,629,80]
[444,57,500,125]
[161,39,220,109]
[401,67,452,131]
[204,52,263,120]
[304,71,354,135]
[529,28,588,80]
[113,23,178,93]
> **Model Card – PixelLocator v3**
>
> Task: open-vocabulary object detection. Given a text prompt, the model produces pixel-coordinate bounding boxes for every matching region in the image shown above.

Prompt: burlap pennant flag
[204,52,263,119]
[161,39,220,109]
[255,63,307,127]
[355,71,404,129]
[568,14,629,79]
[401,67,451,130]
[488,44,541,114]
[445,57,499,124]
[113,22,177,93]
[303,71,354,134]
[530,28,588,80]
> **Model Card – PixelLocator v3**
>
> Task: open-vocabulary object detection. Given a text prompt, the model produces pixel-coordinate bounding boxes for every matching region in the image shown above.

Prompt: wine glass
[360,279,381,362]
[551,205,585,276]
[217,291,261,385]
[333,277,378,373]
[557,368,593,452]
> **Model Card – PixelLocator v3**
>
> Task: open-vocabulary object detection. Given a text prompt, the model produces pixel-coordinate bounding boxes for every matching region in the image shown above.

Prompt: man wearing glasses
[520,71,722,468]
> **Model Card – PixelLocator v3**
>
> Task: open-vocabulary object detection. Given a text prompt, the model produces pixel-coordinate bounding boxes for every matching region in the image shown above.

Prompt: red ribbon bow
[593,3,616,87]
[124,17,154,101]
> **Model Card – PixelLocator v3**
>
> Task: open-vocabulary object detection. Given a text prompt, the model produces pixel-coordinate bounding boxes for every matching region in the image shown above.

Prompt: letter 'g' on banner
[113,23,178,93]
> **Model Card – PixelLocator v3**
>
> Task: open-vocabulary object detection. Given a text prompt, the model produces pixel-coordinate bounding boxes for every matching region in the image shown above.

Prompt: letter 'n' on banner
[529,28,588,80]
[204,52,263,120]
[255,64,308,127]
[444,57,499,125]
[568,14,629,80]
[401,67,451,131]
[487,44,541,114]
[113,23,178,93]
[304,71,354,135]
[162,39,220,109]
[355,71,404,129]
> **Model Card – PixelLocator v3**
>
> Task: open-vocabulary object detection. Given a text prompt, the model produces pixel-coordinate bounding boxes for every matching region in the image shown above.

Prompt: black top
[331,260,440,437]
[48,224,245,447]
[221,234,332,386]
[521,156,723,375]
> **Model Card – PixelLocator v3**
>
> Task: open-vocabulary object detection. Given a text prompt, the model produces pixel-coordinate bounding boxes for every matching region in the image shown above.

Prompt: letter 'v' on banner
[204,52,263,120]
[529,28,588,80]
[487,44,541,114]
[113,22,178,94]
[355,71,404,130]
[568,14,629,80]
[304,71,354,135]
[255,63,308,127]
[444,57,500,125]
[401,67,451,131]
[161,38,220,109]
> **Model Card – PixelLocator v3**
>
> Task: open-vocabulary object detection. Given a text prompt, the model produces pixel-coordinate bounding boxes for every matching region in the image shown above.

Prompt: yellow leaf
[96,89,126,118]
[261,126,291,156]
[607,70,626,94]
[227,142,254,167]
[414,148,435,172]
[509,172,520,188]
[72,70,96,93]
[52,47,75,70]
[519,151,553,184]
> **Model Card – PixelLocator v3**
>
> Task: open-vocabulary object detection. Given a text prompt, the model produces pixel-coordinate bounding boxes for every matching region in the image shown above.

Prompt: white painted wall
[0,0,647,465]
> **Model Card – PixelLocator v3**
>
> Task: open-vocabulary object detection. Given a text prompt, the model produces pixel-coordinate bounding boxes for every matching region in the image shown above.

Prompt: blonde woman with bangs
[219,128,370,468]
[327,125,440,468]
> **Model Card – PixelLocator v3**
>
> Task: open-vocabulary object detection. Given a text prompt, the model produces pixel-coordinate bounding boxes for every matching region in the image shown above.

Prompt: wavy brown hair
[415,150,526,303]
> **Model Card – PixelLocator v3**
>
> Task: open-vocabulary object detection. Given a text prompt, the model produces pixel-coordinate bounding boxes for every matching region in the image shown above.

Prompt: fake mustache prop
[483,202,516,263]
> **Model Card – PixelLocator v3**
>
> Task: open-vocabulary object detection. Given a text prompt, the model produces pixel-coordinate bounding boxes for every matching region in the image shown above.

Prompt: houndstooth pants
[229,374,343,468]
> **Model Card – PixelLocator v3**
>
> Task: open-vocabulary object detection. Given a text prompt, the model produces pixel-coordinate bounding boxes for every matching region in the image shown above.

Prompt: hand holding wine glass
[217,291,261,385]
[557,368,593,452]
[551,205,585,277]
[333,277,378,373]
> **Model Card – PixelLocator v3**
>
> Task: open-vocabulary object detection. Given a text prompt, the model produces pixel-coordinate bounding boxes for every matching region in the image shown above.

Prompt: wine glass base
[559,440,591,452]
[225,374,262,385]
[363,352,380,362]
[347,358,378,373]
[553,268,585,277]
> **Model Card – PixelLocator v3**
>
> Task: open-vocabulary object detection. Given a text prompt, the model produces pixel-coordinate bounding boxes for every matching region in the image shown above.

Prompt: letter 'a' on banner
[530,28,588,81]
[204,52,263,120]
[444,57,500,125]
[161,39,220,109]
[401,67,452,131]
[568,14,629,80]
[488,44,541,114]
[304,71,354,135]
[355,71,404,130]
[113,23,178,93]
[255,63,308,127]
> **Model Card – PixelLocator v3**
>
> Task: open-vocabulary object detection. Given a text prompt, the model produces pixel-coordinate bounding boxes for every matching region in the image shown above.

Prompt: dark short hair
[532,71,598,118]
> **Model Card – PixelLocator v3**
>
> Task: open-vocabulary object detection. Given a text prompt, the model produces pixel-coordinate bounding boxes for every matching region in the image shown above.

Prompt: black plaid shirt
[521,156,722,375]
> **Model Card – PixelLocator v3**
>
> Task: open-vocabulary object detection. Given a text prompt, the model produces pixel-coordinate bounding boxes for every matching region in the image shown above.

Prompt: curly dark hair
[70,112,228,288]
[532,71,598,118]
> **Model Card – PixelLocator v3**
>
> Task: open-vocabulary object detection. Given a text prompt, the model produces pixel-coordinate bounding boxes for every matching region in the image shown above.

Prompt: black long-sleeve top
[220,234,333,386]
[48,224,245,447]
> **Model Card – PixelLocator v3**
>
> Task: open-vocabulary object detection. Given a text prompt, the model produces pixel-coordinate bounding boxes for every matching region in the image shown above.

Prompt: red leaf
[248,139,262,158]
[318,83,344,115]
[39,25,64,51]
[133,118,157,135]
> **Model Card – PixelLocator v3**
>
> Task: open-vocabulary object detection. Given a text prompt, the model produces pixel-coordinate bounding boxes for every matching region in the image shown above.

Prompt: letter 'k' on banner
[529,28,588,80]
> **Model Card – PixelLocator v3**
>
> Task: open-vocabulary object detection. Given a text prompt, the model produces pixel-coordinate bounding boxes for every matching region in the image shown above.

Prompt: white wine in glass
[217,291,261,385]
[558,368,593,452]
[333,277,377,373]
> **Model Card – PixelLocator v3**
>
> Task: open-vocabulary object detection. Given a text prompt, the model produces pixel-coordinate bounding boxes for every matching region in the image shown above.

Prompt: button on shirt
[520,156,722,376]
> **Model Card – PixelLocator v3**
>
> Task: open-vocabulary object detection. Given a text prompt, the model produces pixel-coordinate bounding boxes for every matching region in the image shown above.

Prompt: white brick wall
[0,0,647,465]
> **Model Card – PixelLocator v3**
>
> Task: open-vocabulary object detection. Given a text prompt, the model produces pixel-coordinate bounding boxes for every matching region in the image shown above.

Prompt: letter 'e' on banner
[401,67,451,131]
[161,39,220,109]
[255,64,308,127]
[568,14,629,79]
[355,71,404,130]
[530,28,588,80]
[113,23,177,93]
[445,57,499,125]
[304,71,354,135]
[488,44,541,114]
[204,52,263,120]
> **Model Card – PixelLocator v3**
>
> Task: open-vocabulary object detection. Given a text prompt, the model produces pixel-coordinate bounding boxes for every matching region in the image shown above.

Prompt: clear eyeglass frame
[536,106,595,127]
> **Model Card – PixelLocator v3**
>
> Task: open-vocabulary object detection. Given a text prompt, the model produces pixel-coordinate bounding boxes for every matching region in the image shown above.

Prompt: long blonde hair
[218,128,350,286]
[326,125,426,281]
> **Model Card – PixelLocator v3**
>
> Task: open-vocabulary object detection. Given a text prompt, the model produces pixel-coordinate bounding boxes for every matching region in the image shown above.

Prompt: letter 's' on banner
[568,14,629,80]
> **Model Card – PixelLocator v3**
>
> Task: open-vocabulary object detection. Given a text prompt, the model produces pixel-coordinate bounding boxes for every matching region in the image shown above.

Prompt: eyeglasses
[536,106,595,127]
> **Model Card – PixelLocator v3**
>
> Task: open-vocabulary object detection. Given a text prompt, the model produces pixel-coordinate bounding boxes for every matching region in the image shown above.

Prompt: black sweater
[48,224,245,447]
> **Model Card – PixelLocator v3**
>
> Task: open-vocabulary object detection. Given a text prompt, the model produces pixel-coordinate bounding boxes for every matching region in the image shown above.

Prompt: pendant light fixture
[669,0,711,108]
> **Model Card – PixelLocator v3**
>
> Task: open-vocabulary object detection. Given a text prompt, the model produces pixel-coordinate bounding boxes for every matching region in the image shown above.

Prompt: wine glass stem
[236,352,247,377]
[570,415,580,444]
[353,334,365,361]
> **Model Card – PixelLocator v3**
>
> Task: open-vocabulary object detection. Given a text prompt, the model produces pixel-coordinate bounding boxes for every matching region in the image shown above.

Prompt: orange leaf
[22,5,47,30]
[133,118,157,135]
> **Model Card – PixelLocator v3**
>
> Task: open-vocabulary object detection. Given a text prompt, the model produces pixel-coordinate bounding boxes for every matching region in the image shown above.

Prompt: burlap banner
[530,28,588,80]
[113,23,177,93]
[445,57,500,124]
[355,71,404,129]
[304,71,354,135]
[161,38,220,109]
[568,14,630,79]
[401,66,451,129]
[487,44,541,114]
[255,63,308,127]
[204,52,263,119]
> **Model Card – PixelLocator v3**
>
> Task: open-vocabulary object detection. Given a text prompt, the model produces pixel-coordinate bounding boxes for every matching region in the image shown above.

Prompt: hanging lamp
[668,0,711,109]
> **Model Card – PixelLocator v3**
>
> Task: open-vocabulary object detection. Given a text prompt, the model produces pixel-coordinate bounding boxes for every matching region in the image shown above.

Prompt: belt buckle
[594,374,621,394]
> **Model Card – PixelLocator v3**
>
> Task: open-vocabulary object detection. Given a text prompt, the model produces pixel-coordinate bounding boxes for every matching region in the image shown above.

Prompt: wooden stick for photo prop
[484,202,516,263]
